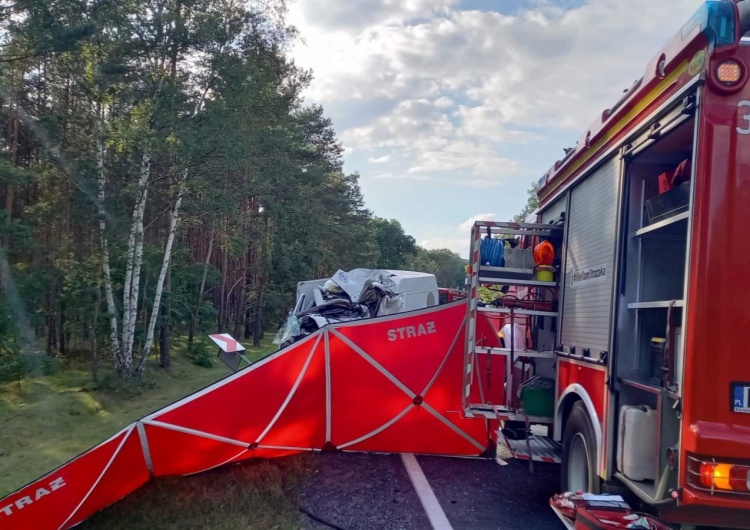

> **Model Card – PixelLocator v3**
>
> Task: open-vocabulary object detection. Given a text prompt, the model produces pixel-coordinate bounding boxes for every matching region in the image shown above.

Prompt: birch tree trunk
[137,172,187,373]
[96,116,122,373]
[121,153,152,369]
[120,216,139,360]
[159,265,171,369]
[135,72,213,375]
[92,276,102,383]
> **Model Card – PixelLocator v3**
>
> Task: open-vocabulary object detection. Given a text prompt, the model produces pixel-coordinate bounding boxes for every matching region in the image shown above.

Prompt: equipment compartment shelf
[474,222,563,238]
[466,404,554,424]
[619,377,681,401]
[633,210,689,238]
[477,266,558,288]
[627,300,684,309]
[474,347,556,359]
[619,377,662,395]
[478,306,559,317]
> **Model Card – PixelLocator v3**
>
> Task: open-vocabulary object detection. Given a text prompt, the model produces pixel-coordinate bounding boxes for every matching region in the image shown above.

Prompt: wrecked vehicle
[273,268,440,349]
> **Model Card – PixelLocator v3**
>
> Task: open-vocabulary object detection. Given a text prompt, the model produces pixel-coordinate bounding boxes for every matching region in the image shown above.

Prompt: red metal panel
[679,43,750,511]
[556,359,606,422]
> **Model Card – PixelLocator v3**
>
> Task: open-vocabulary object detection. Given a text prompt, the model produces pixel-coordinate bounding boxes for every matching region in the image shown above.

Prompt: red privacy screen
[0,302,496,529]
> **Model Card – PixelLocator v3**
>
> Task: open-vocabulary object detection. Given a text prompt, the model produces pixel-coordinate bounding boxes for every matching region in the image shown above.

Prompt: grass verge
[79,455,315,530]
[0,337,278,497]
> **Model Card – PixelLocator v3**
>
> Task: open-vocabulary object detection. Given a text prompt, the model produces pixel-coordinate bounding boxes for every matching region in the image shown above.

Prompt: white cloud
[293,0,458,31]
[455,105,541,143]
[292,0,700,127]
[367,171,516,188]
[368,155,391,163]
[459,213,496,233]
[434,96,453,108]
[407,141,523,177]
[419,237,467,256]
[342,98,530,186]
[342,99,453,151]
[368,172,465,186]
[288,0,704,246]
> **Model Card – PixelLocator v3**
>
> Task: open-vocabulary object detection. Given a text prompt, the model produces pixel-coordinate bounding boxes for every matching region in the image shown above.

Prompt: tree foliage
[0,0,385,380]
[370,217,417,270]
[513,182,540,222]
[0,0,476,383]
[406,248,466,289]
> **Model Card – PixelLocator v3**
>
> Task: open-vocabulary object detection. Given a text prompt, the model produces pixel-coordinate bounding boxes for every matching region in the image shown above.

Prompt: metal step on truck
[464,1,750,528]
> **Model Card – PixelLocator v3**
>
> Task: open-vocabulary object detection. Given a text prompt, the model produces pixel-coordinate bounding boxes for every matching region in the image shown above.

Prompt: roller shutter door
[560,156,620,356]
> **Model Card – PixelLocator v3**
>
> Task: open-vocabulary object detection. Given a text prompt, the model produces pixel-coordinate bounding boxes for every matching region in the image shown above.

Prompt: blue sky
[288,0,704,257]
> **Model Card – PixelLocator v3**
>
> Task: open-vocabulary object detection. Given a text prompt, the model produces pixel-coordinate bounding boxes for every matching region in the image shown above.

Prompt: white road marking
[401,453,454,530]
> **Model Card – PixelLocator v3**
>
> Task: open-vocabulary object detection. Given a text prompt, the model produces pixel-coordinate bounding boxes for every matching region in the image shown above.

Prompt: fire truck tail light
[689,455,750,495]
[716,60,743,85]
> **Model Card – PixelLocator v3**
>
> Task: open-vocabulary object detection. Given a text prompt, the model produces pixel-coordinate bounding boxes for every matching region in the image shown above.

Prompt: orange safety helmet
[533,240,555,266]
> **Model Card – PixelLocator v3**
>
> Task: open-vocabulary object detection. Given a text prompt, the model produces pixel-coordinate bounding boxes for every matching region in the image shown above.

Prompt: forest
[0,0,470,384]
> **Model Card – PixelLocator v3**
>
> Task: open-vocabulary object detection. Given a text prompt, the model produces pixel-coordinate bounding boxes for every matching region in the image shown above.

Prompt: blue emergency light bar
[682,1,738,48]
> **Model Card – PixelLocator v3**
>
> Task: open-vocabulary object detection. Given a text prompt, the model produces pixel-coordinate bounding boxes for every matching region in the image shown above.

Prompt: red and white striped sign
[208,333,246,353]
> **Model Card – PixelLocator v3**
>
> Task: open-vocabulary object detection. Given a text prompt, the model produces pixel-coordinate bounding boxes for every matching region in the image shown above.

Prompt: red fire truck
[462,1,750,528]
[439,287,467,304]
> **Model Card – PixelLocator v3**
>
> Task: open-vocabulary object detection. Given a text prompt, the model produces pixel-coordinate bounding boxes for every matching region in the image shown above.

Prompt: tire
[561,401,600,493]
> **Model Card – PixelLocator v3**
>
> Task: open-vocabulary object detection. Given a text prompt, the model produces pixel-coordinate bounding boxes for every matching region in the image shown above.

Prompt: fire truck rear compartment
[611,104,696,505]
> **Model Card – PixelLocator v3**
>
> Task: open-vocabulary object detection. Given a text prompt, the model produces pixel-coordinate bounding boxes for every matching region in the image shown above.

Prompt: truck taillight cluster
[709,58,748,94]
[716,60,742,85]
[688,454,750,495]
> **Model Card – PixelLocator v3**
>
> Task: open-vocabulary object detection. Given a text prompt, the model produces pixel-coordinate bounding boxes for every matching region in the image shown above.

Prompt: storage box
[646,181,690,224]
[518,376,555,417]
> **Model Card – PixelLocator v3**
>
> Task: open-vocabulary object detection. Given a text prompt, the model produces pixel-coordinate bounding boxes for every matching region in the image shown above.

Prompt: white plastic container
[617,405,657,481]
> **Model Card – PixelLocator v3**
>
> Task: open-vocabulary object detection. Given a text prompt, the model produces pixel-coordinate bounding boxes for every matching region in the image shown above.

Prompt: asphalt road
[298,453,566,530]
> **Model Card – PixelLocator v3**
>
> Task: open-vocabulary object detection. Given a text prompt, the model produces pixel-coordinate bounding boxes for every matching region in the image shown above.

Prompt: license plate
[731,382,750,414]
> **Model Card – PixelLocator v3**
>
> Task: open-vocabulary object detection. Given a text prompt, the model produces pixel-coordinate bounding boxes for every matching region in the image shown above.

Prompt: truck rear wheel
[561,401,599,493]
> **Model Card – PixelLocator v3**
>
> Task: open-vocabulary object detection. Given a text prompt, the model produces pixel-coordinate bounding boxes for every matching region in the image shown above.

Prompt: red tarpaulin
[0,302,500,529]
